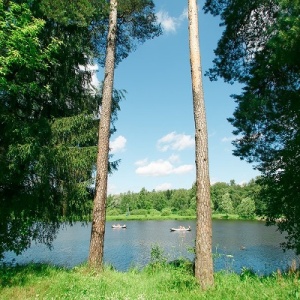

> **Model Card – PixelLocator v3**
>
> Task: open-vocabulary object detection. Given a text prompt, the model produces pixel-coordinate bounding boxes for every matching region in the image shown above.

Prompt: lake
[3,220,298,275]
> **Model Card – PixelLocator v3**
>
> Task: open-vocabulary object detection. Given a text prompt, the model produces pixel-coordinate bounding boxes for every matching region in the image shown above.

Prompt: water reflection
[3,220,298,274]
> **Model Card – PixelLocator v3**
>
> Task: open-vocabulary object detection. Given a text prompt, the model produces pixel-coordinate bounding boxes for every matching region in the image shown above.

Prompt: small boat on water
[170,226,191,232]
[112,224,127,229]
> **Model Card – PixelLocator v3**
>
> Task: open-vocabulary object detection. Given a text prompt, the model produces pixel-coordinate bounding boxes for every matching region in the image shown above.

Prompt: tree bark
[88,0,118,268]
[188,0,214,289]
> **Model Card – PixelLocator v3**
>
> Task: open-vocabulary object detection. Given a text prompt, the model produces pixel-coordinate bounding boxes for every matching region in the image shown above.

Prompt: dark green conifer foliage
[204,0,300,253]
[0,0,160,259]
[0,0,117,258]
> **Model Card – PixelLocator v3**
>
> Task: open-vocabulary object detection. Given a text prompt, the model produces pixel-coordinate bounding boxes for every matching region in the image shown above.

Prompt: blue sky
[95,0,259,195]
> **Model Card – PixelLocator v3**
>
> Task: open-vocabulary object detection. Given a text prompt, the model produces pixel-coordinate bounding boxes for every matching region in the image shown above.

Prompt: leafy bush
[150,244,167,265]
[218,193,234,215]
[180,209,195,216]
[161,208,172,216]
[148,209,161,216]
[237,198,256,219]
[106,208,121,216]
[130,209,148,216]
[145,244,167,273]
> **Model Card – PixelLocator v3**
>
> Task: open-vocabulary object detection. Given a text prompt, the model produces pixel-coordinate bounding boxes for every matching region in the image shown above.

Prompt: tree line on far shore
[106,178,262,220]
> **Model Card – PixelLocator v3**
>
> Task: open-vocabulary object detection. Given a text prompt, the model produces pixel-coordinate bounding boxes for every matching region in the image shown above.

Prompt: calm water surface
[3,220,298,274]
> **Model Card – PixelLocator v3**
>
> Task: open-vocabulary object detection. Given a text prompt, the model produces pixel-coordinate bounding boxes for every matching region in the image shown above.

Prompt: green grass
[0,263,299,300]
[106,213,260,221]
[106,214,196,221]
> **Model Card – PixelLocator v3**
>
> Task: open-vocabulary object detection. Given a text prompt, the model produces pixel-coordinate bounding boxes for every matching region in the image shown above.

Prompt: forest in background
[105,178,262,220]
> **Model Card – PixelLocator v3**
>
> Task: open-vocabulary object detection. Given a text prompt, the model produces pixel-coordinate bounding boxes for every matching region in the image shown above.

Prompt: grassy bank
[106,213,258,221]
[0,263,299,299]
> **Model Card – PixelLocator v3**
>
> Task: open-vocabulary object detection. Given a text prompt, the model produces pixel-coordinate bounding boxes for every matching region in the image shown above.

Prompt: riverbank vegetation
[105,179,263,221]
[0,262,299,300]
[106,213,248,221]
[70,179,262,222]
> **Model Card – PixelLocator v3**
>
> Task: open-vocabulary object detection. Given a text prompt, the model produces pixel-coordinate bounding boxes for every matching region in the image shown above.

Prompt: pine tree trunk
[88,0,118,268]
[188,0,214,289]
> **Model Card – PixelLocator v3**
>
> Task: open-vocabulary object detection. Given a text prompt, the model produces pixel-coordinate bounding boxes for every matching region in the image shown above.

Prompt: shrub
[106,208,121,216]
[237,197,256,219]
[218,193,234,214]
[161,208,172,216]
[148,209,161,216]
[180,209,195,216]
[130,209,148,216]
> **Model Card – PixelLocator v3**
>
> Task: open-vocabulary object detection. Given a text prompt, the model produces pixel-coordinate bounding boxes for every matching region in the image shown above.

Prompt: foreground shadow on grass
[0,263,66,288]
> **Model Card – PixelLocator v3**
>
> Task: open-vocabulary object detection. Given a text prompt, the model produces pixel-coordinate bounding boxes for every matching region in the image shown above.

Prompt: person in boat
[112,224,121,228]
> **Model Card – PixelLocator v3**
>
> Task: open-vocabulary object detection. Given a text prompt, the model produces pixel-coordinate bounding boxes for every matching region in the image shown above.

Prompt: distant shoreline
[106,214,262,221]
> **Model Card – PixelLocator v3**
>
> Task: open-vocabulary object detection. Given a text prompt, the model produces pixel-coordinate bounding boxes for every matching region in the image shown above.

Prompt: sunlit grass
[0,262,299,300]
[106,213,260,221]
[106,214,195,221]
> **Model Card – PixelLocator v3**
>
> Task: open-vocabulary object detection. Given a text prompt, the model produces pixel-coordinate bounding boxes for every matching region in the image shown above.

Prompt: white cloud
[238,180,248,186]
[79,63,100,92]
[135,158,148,167]
[110,135,126,154]
[179,8,188,21]
[156,11,177,33]
[157,132,194,152]
[136,160,173,176]
[155,182,172,191]
[135,158,193,177]
[222,135,242,143]
[91,71,100,89]
[87,64,98,71]
[172,164,194,174]
[221,136,235,142]
[156,8,187,34]
[169,154,180,163]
